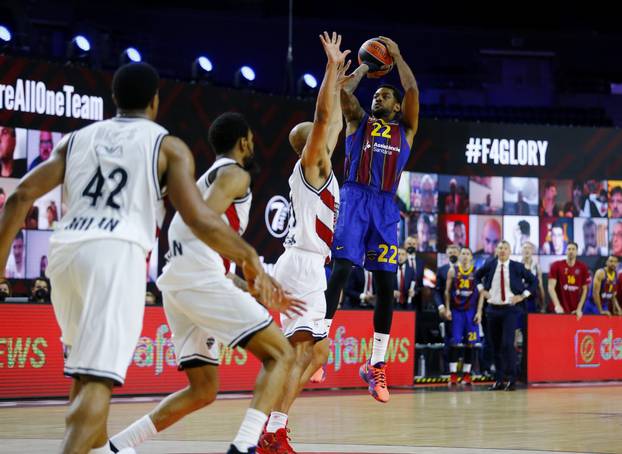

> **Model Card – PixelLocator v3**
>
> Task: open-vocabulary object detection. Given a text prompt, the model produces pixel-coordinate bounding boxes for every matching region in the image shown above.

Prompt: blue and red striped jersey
[451,264,478,311]
[344,114,411,194]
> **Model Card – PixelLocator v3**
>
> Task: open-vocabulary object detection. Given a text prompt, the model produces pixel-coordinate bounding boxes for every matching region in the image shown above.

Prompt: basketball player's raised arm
[0,136,68,276]
[379,36,419,138]
[325,60,350,155]
[340,64,368,134]
[302,32,349,182]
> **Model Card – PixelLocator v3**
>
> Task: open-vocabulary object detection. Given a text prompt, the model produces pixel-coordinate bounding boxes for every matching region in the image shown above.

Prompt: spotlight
[191,56,213,82]
[119,47,142,65]
[297,73,318,97]
[0,25,12,48]
[66,35,91,61]
[234,65,255,88]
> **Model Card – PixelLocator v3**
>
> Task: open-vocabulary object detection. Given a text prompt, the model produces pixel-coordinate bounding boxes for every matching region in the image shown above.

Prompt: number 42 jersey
[51,117,167,253]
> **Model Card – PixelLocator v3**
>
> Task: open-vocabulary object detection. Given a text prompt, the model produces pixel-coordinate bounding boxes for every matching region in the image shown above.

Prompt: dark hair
[15,230,24,241]
[31,277,49,289]
[567,241,579,249]
[377,84,403,104]
[112,62,160,110]
[0,278,11,296]
[454,220,465,228]
[611,186,622,198]
[518,220,530,235]
[544,181,556,190]
[208,112,250,155]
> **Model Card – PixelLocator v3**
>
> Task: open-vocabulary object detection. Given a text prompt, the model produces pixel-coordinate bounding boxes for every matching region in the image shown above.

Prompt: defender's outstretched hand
[319,31,350,65]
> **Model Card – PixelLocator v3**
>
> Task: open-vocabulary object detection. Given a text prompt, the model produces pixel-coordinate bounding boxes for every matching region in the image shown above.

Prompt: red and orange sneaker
[463,373,472,385]
[449,373,458,386]
[309,364,326,383]
[256,431,278,454]
[359,361,390,403]
[274,428,296,454]
[257,428,296,454]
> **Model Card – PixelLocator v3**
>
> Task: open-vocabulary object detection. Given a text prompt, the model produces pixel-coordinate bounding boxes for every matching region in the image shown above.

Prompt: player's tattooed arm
[340,64,368,135]
[0,135,67,276]
[378,36,419,140]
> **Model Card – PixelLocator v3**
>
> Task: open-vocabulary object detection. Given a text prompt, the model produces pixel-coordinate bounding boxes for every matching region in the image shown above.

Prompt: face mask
[34,288,49,301]
[449,255,458,264]
[406,247,416,254]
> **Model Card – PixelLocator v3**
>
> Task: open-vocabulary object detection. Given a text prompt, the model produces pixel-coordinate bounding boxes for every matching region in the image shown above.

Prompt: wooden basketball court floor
[0,384,620,454]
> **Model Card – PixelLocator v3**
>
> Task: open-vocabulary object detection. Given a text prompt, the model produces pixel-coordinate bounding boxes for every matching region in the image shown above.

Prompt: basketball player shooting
[0,63,294,454]
[257,31,349,453]
[324,36,419,403]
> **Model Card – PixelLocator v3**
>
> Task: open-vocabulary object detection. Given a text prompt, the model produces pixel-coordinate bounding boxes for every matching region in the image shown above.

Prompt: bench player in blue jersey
[445,247,480,386]
[324,36,419,403]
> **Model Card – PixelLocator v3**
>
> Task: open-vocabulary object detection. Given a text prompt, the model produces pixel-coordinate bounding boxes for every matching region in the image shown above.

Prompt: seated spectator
[30,278,50,303]
[0,278,11,300]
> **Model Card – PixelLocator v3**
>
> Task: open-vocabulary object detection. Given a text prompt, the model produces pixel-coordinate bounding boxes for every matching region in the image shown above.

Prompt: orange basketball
[358,38,394,78]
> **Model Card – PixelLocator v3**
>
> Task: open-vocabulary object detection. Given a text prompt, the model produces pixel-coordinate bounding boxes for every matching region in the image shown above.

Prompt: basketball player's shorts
[332,182,399,273]
[160,275,272,369]
[450,306,480,346]
[46,239,147,385]
[274,247,327,341]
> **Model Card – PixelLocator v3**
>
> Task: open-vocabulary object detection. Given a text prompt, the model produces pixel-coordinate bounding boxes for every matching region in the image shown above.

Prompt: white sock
[232,408,268,452]
[89,444,113,454]
[463,363,472,374]
[370,332,389,365]
[110,415,157,450]
[266,411,288,433]
[325,319,333,334]
[449,362,458,373]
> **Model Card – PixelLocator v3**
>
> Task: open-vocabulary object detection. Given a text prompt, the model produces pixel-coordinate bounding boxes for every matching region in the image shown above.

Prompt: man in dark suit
[394,247,420,310]
[474,240,536,391]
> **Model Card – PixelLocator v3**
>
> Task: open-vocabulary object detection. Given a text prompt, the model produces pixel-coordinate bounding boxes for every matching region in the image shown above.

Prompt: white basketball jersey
[157,157,252,290]
[284,160,339,261]
[51,117,167,252]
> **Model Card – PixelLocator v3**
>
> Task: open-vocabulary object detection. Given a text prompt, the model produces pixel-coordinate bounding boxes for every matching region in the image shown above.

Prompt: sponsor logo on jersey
[265,195,290,238]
